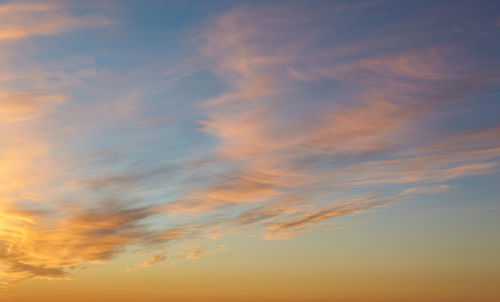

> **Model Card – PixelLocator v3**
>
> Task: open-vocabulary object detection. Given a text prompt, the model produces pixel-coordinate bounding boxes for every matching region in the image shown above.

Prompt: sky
[0,0,499,301]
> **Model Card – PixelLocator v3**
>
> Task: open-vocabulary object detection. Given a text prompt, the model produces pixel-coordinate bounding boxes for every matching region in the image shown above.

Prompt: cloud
[1,0,499,291]
[264,185,453,240]
[0,203,157,285]
[164,2,500,245]
[0,1,121,289]
[0,2,113,40]
[141,252,166,267]
[0,90,67,122]
[401,184,452,196]
[265,193,389,238]
[178,245,225,259]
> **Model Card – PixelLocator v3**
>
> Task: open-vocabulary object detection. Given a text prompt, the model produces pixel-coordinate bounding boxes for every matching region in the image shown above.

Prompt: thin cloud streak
[0,1,113,40]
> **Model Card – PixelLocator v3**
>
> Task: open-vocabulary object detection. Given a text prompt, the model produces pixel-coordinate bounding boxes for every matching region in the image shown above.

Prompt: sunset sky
[0,1,499,301]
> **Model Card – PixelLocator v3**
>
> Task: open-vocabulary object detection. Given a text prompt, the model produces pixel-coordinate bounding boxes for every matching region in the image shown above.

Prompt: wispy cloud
[0,2,113,40]
[178,245,226,259]
[0,0,499,291]
[0,90,67,122]
[141,252,166,267]
[169,2,500,237]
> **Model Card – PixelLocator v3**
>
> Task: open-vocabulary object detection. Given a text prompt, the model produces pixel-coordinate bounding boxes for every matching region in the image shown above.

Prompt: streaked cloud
[0,90,67,122]
[179,245,226,259]
[141,252,166,267]
[0,0,498,293]
[0,2,112,40]
[169,2,500,238]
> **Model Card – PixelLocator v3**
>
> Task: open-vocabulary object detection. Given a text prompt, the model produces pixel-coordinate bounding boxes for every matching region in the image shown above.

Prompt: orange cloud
[0,90,67,122]
[0,2,119,289]
[0,2,112,40]
[179,245,225,259]
[141,252,166,267]
[0,203,155,285]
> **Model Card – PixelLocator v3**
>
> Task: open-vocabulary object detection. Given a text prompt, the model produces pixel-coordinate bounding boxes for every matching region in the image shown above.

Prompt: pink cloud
[168,3,500,238]
[0,2,113,40]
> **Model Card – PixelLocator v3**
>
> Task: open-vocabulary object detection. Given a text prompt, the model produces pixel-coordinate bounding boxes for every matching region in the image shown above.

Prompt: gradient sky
[0,1,499,301]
